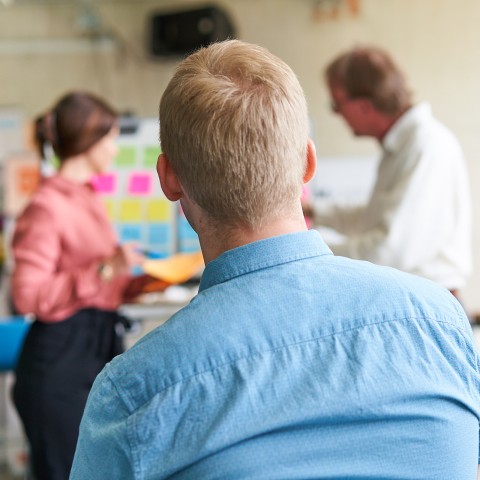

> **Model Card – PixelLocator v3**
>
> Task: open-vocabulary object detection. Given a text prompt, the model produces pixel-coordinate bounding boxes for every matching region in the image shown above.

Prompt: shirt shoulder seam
[116,313,472,412]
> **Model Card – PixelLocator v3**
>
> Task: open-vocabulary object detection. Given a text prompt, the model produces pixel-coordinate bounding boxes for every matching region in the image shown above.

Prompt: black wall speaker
[150,5,236,57]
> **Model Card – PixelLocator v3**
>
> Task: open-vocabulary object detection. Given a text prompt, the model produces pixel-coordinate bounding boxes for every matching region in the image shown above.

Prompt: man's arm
[70,369,135,479]
[307,195,368,236]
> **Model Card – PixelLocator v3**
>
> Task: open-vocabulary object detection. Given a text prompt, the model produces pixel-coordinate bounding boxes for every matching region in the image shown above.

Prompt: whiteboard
[307,155,379,205]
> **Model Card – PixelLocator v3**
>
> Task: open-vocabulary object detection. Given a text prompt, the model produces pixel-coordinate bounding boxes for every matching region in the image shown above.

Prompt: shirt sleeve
[311,197,368,236]
[70,369,136,479]
[11,202,128,321]
[310,172,411,263]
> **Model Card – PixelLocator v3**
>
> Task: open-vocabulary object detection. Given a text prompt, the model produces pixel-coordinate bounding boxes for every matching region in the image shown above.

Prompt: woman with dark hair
[11,91,146,480]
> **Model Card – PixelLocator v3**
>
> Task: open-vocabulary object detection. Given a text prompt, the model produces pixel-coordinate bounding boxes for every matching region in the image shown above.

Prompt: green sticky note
[144,146,161,167]
[115,146,137,167]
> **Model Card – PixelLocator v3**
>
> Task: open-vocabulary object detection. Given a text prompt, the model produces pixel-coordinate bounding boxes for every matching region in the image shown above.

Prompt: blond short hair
[160,40,309,228]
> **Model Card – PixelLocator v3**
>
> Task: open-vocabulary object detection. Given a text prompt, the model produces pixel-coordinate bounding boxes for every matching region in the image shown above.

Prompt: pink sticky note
[91,173,116,194]
[128,173,152,195]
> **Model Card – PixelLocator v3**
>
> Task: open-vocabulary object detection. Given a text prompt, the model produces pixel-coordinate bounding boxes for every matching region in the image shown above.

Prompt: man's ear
[157,153,183,201]
[303,139,317,184]
[359,98,376,115]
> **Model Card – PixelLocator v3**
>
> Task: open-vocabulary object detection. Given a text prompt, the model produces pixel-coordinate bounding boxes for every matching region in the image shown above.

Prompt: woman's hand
[99,243,145,280]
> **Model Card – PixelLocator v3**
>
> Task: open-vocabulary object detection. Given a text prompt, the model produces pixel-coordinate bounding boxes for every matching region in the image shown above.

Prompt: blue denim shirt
[71,230,480,479]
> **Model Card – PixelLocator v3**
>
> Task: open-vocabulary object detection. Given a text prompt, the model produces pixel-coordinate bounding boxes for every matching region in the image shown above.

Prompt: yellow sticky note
[103,199,115,220]
[146,199,171,221]
[119,199,142,222]
[143,251,204,284]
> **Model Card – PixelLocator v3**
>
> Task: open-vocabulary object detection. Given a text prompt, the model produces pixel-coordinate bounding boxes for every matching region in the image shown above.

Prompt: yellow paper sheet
[143,251,204,284]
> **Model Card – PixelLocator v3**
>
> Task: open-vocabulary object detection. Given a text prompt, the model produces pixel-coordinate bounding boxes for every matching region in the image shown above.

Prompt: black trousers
[11,308,126,480]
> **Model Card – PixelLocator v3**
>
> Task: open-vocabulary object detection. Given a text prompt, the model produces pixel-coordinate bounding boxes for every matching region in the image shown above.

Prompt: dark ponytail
[34,111,57,161]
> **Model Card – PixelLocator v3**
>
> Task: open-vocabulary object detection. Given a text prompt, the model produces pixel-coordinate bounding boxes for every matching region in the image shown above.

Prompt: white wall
[1,0,480,311]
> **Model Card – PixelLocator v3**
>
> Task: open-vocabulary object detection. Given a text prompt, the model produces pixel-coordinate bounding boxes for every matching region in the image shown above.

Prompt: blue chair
[0,316,31,371]
[0,316,31,477]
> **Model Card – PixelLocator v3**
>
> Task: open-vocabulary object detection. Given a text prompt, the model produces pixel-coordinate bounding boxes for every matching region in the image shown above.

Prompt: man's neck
[376,106,411,142]
[198,212,308,265]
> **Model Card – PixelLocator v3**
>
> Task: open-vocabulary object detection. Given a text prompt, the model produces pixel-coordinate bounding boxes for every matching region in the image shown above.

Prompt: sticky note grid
[96,121,200,256]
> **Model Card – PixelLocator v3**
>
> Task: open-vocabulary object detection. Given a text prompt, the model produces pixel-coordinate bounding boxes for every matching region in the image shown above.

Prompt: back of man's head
[326,45,412,116]
[160,40,309,228]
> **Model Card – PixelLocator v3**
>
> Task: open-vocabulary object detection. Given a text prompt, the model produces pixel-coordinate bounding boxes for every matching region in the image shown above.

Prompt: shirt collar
[382,102,432,153]
[199,230,332,292]
[42,174,95,195]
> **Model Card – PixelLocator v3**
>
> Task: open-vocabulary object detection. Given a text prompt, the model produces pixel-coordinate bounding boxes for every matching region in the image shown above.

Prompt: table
[120,284,198,348]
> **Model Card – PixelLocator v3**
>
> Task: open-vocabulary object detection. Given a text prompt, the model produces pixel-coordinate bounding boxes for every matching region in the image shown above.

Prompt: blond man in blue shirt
[71,40,480,480]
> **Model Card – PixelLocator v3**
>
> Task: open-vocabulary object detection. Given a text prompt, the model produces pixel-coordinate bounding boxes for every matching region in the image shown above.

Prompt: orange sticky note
[17,165,40,195]
[143,251,204,284]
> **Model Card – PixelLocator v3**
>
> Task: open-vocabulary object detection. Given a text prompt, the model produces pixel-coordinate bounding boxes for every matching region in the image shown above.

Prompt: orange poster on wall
[4,152,41,217]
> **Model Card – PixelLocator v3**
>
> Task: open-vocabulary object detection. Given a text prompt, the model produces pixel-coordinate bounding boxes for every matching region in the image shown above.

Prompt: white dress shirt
[312,102,472,290]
